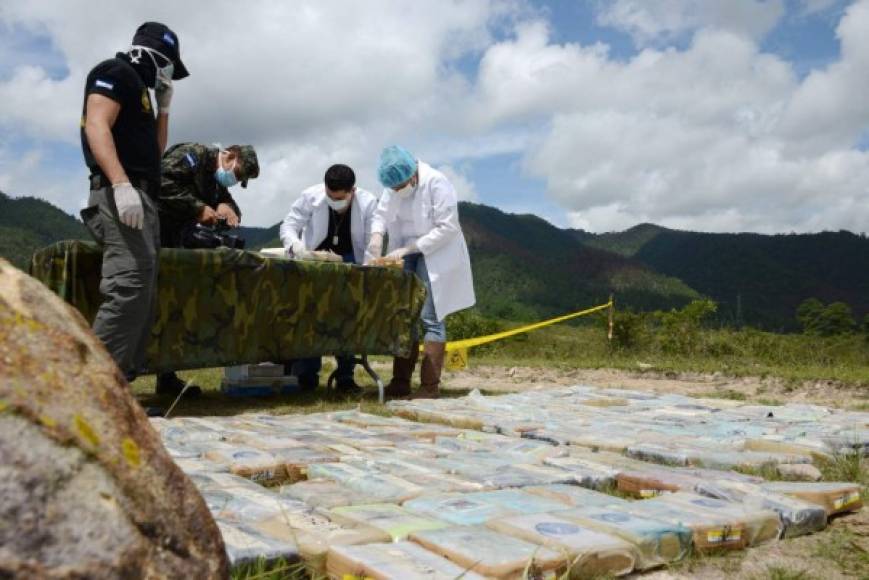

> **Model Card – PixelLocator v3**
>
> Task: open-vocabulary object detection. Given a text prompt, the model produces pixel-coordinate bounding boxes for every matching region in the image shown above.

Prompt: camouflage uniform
[158,143,259,247]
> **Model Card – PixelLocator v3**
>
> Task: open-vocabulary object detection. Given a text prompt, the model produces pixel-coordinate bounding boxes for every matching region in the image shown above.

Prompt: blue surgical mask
[215,165,238,188]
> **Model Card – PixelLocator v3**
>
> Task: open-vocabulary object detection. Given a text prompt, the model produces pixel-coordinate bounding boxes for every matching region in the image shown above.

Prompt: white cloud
[596,0,786,46]
[471,3,869,233]
[1,0,868,235]
[436,165,479,201]
[0,0,515,225]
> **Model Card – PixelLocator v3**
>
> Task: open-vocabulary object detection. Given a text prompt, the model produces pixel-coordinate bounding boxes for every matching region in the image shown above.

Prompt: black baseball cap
[132,22,189,80]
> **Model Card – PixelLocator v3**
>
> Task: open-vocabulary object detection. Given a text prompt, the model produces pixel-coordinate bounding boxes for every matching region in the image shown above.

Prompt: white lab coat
[279,184,377,264]
[371,161,476,321]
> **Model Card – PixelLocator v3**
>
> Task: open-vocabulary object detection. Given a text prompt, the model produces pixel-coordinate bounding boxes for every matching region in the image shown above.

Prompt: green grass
[759,566,811,580]
[468,322,869,388]
[230,557,323,580]
[811,526,869,578]
[130,362,490,418]
[693,389,748,401]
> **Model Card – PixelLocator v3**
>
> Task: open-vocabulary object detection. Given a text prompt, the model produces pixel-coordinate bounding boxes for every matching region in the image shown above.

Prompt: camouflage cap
[231,145,259,188]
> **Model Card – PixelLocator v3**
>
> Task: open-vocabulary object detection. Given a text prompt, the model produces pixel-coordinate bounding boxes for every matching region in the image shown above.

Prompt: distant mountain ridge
[2,191,866,329]
[575,223,869,330]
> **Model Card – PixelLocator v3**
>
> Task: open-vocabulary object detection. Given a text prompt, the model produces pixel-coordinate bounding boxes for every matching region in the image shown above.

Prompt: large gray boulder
[0,258,228,578]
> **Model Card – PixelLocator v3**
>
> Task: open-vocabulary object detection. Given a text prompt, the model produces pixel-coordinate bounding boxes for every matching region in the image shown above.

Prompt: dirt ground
[439,364,869,410]
[433,364,868,579]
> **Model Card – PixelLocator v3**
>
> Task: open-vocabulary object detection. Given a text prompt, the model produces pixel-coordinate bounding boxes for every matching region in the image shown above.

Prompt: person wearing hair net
[367,145,475,398]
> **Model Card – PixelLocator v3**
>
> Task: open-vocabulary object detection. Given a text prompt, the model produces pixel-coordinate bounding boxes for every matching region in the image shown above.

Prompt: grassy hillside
[3,191,866,331]
[0,192,88,269]
[458,203,700,320]
[584,224,869,330]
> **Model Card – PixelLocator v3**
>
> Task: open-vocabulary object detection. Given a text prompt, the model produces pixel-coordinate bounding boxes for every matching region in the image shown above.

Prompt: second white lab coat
[371,161,476,321]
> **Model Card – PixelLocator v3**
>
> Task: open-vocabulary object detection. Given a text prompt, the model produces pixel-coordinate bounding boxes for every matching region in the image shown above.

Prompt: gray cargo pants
[81,183,160,379]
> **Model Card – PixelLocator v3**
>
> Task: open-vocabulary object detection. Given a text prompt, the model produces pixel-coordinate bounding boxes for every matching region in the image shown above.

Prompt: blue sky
[1,0,867,233]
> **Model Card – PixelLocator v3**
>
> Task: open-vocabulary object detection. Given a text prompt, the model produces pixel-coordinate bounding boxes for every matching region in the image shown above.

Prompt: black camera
[182,217,246,250]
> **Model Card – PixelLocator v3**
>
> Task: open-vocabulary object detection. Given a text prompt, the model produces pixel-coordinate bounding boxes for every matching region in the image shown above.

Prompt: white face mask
[326,195,351,212]
[129,45,174,86]
[394,182,416,199]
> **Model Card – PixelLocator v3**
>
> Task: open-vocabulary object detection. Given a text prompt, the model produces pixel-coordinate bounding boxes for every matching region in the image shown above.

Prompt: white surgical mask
[129,45,174,87]
[326,196,350,212]
[394,182,416,199]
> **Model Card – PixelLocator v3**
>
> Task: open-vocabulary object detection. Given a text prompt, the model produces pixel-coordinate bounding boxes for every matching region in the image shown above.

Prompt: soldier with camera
[155,141,259,395]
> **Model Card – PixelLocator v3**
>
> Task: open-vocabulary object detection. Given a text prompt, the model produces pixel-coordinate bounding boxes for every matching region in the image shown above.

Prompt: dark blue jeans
[292,251,357,386]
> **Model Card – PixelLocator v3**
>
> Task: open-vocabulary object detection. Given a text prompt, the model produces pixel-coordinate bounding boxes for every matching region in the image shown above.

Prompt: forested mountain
[2,191,866,329]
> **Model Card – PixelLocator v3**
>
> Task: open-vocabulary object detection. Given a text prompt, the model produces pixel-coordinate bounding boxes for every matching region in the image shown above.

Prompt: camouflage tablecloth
[29,241,426,373]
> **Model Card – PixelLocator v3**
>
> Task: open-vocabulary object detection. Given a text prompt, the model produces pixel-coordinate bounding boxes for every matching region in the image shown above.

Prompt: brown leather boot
[415,341,445,399]
[384,341,418,398]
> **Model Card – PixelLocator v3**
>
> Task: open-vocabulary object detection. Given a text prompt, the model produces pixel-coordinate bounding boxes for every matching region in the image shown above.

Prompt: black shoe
[335,378,363,395]
[156,372,202,398]
[298,374,319,391]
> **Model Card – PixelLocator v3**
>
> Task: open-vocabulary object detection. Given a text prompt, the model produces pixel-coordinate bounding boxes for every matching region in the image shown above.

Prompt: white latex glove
[155,74,173,113]
[386,241,417,260]
[289,240,307,258]
[112,182,144,229]
[365,232,384,264]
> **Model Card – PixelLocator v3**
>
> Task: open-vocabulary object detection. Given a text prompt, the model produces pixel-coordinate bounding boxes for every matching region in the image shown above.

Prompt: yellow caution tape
[428,300,614,370]
[446,300,613,351]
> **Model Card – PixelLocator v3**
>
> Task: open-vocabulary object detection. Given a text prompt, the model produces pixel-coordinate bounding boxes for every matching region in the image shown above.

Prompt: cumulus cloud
[471,3,869,233]
[596,0,786,46]
[0,0,516,224]
[436,165,479,201]
[1,0,868,234]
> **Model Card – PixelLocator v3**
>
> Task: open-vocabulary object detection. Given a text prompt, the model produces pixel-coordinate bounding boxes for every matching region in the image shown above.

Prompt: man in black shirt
[279,165,378,393]
[80,22,189,388]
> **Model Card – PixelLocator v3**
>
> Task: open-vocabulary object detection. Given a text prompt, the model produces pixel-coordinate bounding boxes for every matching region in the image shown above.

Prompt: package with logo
[270,447,340,481]
[307,462,424,503]
[203,446,287,484]
[215,519,299,567]
[624,495,747,551]
[524,484,630,508]
[486,513,637,578]
[279,479,380,509]
[327,541,487,580]
[761,481,863,516]
[643,492,781,546]
[403,493,521,526]
[410,525,564,579]
[616,469,703,498]
[696,480,827,538]
[326,503,448,541]
[557,505,692,569]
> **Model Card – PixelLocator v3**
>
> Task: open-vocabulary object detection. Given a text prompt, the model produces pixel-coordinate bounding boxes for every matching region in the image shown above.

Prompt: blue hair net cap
[378,145,417,188]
